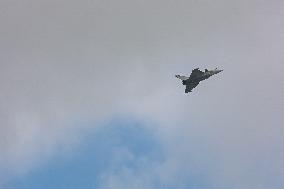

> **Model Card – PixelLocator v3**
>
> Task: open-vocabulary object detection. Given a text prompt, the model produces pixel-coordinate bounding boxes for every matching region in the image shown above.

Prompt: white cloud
[1,0,284,188]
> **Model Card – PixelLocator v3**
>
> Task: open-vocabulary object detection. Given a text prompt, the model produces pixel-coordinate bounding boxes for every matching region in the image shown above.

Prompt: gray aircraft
[176,68,223,93]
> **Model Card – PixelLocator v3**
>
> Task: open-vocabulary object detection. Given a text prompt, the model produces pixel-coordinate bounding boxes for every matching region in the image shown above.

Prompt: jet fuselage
[176,68,222,93]
[183,69,222,85]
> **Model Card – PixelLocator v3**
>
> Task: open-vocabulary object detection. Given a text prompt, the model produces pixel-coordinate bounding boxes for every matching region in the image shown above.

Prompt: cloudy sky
[1,0,284,188]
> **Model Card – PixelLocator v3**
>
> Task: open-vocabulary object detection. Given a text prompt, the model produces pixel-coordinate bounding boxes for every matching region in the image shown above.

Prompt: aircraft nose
[216,69,223,73]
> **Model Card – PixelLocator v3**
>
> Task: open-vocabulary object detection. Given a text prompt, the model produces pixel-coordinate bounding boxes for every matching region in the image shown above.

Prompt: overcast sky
[1,0,284,188]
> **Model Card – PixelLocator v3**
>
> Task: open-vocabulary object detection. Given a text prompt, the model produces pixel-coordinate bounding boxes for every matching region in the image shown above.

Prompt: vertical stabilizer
[175,75,189,81]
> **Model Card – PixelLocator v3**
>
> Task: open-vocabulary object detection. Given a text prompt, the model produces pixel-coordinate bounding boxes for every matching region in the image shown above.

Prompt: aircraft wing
[190,68,204,78]
[185,82,199,93]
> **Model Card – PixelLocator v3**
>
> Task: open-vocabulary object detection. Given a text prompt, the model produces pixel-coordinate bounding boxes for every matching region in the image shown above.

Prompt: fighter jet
[176,68,223,93]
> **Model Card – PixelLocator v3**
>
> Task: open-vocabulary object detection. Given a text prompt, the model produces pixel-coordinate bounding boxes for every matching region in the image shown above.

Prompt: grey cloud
[1,0,284,188]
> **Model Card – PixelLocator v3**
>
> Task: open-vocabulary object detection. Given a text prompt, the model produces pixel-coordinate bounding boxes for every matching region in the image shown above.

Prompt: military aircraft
[176,68,223,93]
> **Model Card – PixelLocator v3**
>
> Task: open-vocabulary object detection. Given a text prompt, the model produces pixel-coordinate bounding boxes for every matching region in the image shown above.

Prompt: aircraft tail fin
[175,75,189,81]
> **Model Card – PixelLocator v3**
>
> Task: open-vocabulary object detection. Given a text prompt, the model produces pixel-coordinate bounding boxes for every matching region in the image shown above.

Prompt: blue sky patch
[6,117,165,189]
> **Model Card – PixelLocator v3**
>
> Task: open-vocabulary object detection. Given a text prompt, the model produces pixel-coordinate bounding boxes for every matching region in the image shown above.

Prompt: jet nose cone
[216,69,223,74]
